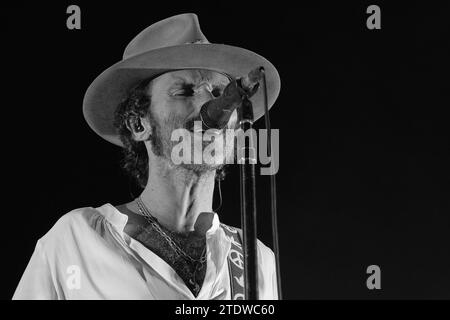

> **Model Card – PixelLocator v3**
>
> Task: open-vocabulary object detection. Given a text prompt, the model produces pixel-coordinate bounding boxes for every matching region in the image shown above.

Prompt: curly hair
[113,78,153,188]
[114,77,227,189]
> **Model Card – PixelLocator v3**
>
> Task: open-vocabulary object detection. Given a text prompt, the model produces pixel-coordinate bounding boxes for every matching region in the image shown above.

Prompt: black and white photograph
[1,1,449,308]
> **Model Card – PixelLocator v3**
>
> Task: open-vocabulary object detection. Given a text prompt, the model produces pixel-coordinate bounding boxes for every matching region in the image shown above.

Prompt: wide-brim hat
[83,13,281,147]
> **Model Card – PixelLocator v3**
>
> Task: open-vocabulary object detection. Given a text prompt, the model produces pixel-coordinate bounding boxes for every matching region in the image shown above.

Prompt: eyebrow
[170,75,230,86]
[171,76,187,83]
[172,76,188,81]
[169,77,190,88]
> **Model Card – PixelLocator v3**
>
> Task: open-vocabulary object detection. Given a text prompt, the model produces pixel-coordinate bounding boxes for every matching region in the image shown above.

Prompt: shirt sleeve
[255,237,279,300]
[12,241,59,300]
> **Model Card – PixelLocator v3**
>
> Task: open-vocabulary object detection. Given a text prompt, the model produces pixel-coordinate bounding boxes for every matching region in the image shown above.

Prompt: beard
[148,109,233,176]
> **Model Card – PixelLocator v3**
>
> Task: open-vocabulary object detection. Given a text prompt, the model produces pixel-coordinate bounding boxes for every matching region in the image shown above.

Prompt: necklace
[135,197,207,296]
[135,197,207,265]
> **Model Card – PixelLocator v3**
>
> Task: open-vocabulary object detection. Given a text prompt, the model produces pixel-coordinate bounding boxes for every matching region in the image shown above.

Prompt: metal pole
[238,95,258,300]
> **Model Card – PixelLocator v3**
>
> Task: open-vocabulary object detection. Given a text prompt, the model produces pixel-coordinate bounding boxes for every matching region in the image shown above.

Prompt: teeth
[192,129,222,135]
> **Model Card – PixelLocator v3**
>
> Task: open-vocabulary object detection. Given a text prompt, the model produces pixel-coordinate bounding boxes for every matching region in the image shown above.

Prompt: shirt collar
[96,203,222,236]
[94,203,231,299]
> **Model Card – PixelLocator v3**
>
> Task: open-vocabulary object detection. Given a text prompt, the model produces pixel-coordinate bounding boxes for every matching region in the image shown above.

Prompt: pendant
[193,283,199,295]
[189,279,199,295]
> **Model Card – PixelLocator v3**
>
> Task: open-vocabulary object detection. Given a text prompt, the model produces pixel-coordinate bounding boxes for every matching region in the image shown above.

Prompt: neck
[139,156,216,234]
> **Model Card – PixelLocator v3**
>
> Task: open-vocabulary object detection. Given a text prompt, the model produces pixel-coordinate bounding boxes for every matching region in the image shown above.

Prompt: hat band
[186,39,210,45]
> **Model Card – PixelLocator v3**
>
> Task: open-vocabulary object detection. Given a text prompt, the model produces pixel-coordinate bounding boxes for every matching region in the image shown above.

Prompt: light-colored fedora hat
[83,13,281,147]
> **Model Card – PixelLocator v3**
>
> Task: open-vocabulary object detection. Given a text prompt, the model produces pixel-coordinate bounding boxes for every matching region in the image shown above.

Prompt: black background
[1,2,449,299]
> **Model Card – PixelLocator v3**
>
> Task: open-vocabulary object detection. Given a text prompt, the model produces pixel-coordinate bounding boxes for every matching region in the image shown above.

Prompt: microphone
[199,67,263,130]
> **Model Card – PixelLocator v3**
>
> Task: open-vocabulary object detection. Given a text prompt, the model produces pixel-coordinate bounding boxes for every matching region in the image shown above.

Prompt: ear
[126,115,152,141]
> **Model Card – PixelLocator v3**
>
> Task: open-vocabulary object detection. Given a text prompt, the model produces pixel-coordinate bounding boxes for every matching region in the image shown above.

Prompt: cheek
[157,97,197,123]
[151,99,181,126]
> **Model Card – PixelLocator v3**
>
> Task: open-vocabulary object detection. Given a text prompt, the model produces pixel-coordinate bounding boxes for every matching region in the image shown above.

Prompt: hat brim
[83,43,281,147]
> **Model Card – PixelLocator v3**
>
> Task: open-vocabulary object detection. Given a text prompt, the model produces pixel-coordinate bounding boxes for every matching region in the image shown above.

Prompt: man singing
[13,13,280,300]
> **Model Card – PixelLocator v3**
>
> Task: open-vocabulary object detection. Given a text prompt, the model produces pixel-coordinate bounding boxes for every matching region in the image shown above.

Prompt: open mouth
[185,116,232,136]
[192,127,222,135]
[193,127,205,133]
[185,119,221,135]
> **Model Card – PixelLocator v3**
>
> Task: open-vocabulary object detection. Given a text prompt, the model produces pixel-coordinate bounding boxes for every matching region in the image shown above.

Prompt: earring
[134,120,144,132]
[129,117,144,132]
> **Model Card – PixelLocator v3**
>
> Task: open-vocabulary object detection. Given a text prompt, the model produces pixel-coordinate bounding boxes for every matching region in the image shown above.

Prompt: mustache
[184,115,202,132]
[184,116,236,133]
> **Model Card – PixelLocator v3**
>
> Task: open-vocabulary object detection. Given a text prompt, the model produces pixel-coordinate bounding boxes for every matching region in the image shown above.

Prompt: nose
[193,82,215,111]
[195,82,214,97]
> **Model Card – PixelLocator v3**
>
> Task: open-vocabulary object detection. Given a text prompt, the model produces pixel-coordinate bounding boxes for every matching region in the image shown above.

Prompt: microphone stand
[238,95,259,300]
[204,68,281,300]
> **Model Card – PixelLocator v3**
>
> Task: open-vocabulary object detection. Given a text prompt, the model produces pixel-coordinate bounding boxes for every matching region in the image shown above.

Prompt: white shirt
[13,203,278,300]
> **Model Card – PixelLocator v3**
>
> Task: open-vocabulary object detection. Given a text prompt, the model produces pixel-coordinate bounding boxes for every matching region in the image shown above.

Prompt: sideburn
[147,109,164,157]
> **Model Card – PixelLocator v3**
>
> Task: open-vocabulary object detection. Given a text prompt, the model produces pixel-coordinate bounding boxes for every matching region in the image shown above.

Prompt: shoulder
[38,205,106,250]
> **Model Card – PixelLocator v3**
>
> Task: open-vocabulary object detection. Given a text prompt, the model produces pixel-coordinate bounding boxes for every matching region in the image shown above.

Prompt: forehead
[153,69,231,86]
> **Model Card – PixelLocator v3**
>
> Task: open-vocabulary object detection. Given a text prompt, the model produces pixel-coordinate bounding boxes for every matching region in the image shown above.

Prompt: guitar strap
[220,223,245,300]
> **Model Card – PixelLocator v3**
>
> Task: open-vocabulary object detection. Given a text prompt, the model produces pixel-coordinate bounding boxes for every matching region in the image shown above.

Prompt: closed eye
[173,84,195,97]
